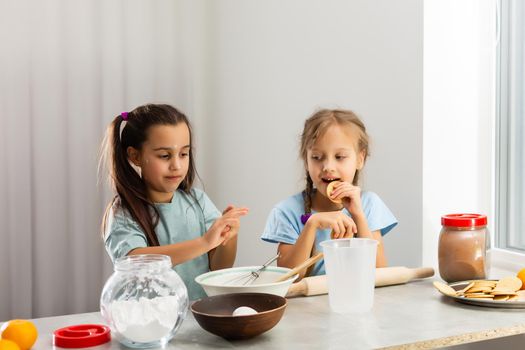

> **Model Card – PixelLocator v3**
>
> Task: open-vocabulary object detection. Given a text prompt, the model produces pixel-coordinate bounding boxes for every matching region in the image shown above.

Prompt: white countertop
[26,278,525,349]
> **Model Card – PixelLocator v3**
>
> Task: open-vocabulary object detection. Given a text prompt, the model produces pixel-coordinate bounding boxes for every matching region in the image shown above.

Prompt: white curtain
[0,0,204,320]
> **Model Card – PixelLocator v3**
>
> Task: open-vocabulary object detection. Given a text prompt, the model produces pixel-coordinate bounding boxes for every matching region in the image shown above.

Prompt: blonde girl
[261,109,397,279]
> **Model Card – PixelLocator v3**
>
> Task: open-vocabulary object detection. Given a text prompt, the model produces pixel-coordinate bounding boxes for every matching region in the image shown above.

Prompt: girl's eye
[159,154,171,159]
[180,152,189,158]
[311,155,322,161]
[336,155,347,160]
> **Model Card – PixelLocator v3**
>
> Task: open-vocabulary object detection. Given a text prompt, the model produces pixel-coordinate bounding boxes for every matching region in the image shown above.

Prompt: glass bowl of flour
[100,254,188,348]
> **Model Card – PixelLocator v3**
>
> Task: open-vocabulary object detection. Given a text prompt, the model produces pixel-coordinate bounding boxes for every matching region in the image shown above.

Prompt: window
[496,0,525,252]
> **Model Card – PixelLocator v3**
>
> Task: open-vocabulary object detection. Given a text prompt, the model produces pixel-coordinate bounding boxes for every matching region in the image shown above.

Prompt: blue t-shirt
[104,188,221,300]
[261,191,397,275]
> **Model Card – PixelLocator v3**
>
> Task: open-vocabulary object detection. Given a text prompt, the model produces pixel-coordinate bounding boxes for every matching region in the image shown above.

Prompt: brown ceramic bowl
[191,292,287,340]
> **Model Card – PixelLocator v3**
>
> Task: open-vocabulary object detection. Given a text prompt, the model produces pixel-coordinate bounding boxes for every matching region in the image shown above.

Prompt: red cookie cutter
[53,324,111,348]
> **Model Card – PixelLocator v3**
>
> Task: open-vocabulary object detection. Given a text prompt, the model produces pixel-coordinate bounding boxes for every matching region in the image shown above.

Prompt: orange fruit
[517,268,525,290]
[0,339,21,350]
[0,320,37,350]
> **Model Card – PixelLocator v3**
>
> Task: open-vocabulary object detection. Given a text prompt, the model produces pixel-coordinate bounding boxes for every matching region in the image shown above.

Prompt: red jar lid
[53,324,111,348]
[441,213,487,227]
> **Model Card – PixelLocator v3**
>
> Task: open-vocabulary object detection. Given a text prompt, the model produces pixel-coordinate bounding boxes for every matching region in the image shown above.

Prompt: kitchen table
[26,279,525,349]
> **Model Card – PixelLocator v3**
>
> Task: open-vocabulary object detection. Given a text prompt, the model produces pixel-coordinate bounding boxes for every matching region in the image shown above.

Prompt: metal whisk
[224,253,280,285]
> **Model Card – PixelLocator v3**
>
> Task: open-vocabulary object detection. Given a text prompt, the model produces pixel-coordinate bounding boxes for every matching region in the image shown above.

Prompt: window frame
[495,0,525,254]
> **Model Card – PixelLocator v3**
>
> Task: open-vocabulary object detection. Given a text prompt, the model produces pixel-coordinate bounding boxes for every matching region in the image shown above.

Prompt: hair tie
[121,112,129,120]
[300,213,311,225]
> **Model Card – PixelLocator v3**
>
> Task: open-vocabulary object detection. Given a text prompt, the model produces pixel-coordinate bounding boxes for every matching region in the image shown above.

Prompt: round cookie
[326,180,342,204]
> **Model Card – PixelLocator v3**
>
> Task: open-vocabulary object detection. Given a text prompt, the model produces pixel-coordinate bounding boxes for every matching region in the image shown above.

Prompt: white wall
[423,0,496,270]
[199,0,423,267]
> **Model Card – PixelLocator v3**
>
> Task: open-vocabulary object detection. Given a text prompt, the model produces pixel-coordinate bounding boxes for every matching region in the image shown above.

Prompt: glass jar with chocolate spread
[438,214,490,282]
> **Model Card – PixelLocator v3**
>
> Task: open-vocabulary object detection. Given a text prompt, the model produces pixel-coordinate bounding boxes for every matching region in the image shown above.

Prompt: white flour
[110,296,179,343]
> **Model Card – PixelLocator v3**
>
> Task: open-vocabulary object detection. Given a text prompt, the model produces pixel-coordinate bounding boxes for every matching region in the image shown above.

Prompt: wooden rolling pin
[285,266,435,297]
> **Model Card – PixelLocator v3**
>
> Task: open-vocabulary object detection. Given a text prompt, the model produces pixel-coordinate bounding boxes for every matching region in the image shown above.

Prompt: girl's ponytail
[114,115,160,246]
[101,113,160,246]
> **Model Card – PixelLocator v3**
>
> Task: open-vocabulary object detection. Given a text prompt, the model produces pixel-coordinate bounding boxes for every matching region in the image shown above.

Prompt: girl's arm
[208,205,248,271]
[207,205,247,270]
[208,235,237,270]
[277,220,318,278]
[352,210,387,267]
[332,182,388,267]
[277,211,356,280]
[372,230,387,267]
[128,237,214,266]
[130,206,248,267]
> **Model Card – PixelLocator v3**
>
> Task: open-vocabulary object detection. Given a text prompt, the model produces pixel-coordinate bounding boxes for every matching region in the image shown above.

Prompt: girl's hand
[219,205,249,245]
[203,205,248,249]
[308,211,357,238]
[330,181,363,216]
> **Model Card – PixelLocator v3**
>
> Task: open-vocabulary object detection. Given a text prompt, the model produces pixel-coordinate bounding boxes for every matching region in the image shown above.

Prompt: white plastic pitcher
[320,238,378,313]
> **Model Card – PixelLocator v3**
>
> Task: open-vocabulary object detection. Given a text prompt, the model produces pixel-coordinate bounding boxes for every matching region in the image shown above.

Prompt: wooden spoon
[274,252,324,282]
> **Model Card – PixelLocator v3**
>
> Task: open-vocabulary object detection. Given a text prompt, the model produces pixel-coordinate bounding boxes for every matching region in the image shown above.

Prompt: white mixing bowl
[195,266,298,297]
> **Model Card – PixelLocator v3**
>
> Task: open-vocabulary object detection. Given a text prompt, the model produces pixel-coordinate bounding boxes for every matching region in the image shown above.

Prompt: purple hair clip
[119,112,128,140]
[300,213,312,225]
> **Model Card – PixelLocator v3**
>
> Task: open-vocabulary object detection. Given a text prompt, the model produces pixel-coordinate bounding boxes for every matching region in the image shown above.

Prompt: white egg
[232,306,258,316]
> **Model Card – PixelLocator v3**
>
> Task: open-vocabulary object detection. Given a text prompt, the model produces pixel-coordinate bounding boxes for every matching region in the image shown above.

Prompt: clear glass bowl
[100,254,188,348]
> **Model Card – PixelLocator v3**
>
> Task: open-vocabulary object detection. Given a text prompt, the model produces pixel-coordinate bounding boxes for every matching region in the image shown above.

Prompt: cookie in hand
[326,180,342,204]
